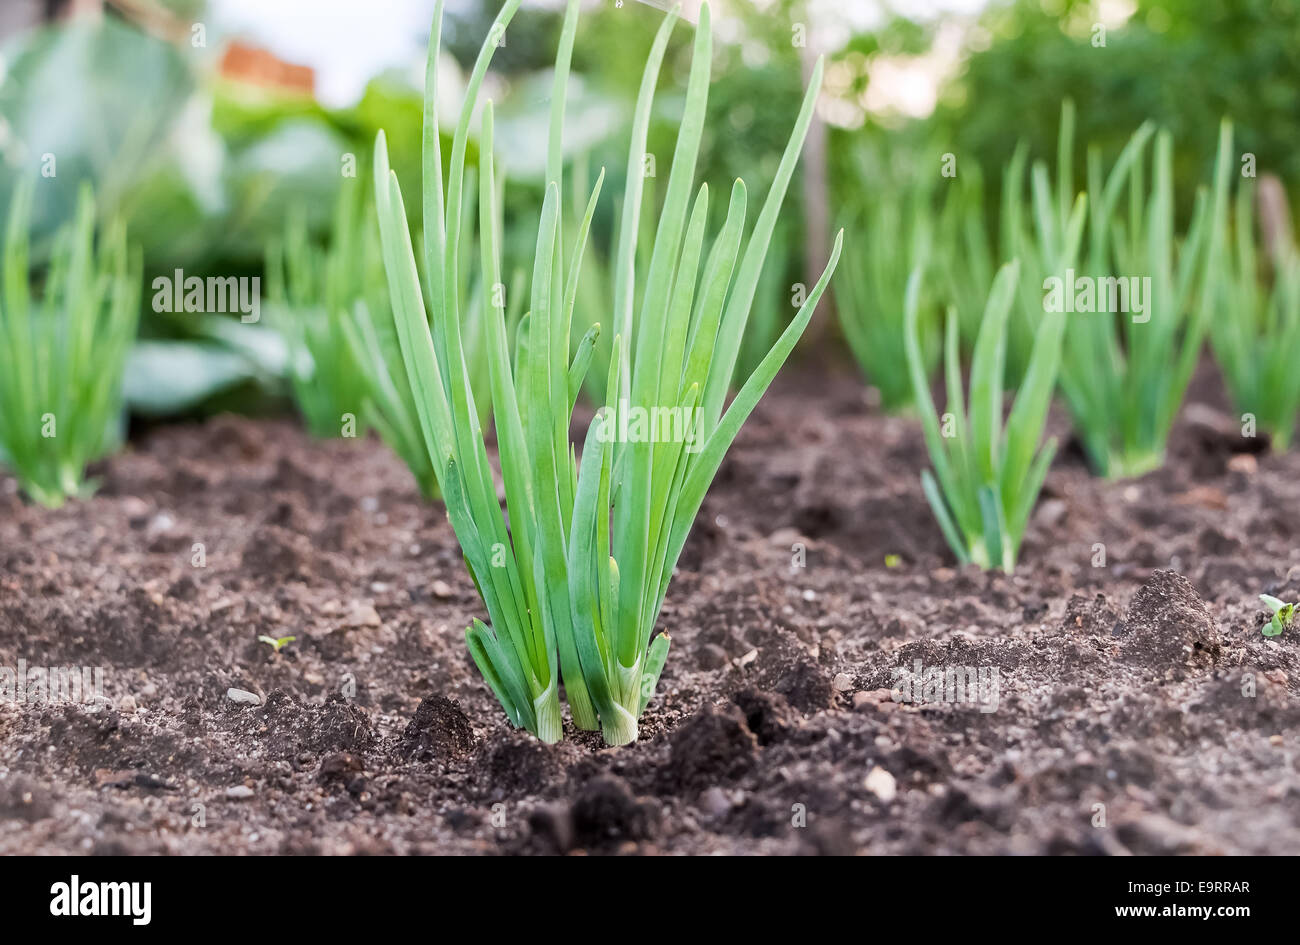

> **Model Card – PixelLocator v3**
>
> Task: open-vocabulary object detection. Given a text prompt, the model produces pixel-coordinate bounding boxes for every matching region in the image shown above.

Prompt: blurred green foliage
[5,0,1292,426]
[0,17,194,250]
[934,0,1300,206]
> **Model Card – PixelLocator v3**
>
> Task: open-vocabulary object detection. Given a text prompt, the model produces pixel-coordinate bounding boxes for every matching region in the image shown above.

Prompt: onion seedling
[905,259,1064,572]
[0,181,140,508]
[372,0,841,744]
[934,128,1078,382]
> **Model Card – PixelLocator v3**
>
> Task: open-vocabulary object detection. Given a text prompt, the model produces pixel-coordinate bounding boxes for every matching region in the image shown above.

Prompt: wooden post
[798,17,833,349]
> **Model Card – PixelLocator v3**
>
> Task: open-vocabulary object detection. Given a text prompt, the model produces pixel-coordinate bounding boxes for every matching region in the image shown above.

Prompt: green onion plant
[372,0,841,744]
[905,259,1064,572]
[1055,116,1233,477]
[0,181,140,508]
[564,149,620,404]
[938,104,1087,382]
[1009,136,1089,386]
[934,164,996,354]
[355,175,500,500]
[342,290,444,499]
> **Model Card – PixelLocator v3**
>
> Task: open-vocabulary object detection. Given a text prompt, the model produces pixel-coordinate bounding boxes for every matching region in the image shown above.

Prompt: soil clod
[570,775,660,851]
[1120,569,1221,673]
[397,695,475,763]
[669,703,758,789]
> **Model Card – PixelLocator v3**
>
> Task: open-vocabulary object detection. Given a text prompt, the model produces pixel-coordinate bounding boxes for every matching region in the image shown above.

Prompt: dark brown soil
[2,359,1299,855]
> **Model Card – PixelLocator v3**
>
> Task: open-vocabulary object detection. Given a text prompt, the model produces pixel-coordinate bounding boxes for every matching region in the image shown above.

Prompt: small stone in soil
[865,766,897,802]
[0,777,52,821]
[1035,498,1067,528]
[1227,453,1257,475]
[698,786,731,817]
[343,602,381,628]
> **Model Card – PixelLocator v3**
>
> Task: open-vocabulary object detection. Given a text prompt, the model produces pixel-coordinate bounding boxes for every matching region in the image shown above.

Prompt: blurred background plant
[264,183,374,438]
[0,0,1295,441]
[1207,177,1300,452]
[0,180,140,507]
[932,0,1300,214]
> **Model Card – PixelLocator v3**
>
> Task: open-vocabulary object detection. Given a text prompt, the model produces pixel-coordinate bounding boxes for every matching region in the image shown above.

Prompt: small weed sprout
[1260,595,1295,637]
[258,634,296,653]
